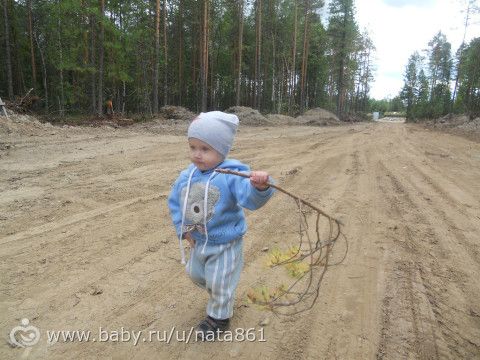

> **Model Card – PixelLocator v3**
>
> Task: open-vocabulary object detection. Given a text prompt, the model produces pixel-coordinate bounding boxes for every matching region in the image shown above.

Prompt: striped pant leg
[185,244,207,289]
[205,237,244,320]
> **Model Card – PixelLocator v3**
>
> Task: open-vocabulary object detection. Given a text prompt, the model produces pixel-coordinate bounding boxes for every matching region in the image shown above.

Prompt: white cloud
[355,0,480,99]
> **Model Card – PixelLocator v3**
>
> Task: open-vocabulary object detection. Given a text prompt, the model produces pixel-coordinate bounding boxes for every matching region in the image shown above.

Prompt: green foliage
[267,246,310,278]
[326,0,373,116]
[400,51,421,120]
[398,31,479,121]
[247,284,288,307]
[1,0,377,117]
[427,32,452,117]
[369,96,405,114]
[455,37,480,117]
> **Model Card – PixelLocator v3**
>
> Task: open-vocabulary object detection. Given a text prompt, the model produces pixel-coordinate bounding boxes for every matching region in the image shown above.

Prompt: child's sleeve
[167,174,185,238]
[228,165,275,210]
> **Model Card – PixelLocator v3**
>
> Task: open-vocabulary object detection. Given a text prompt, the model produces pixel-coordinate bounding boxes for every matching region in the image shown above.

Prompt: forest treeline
[399,31,480,120]
[1,0,375,118]
[370,33,480,121]
[373,0,480,121]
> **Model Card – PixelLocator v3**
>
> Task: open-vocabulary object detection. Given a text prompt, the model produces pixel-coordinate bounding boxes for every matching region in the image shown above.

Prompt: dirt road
[1,121,479,359]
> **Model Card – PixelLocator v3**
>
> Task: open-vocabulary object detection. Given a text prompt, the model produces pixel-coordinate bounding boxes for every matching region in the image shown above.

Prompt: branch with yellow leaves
[215,168,347,316]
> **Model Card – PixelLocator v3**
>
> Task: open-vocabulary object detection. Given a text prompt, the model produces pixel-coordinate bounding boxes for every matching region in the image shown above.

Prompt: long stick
[215,168,336,221]
[215,167,345,315]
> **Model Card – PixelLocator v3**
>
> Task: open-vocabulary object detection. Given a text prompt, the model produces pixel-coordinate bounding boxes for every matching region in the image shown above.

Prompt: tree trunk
[97,0,105,117]
[268,0,276,111]
[178,0,184,105]
[27,0,37,91]
[362,46,371,111]
[81,1,88,66]
[210,53,215,108]
[200,0,209,111]
[90,14,96,114]
[140,41,152,114]
[271,32,276,110]
[57,2,65,117]
[254,0,262,109]
[163,0,168,106]
[153,0,160,113]
[9,0,25,95]
[278,60,285,113]
[289,0,297,114]
[235,0,244,106]
[122,80,126,115]
[3,0,14,99]
[192,25,197,109]
[34,29,48,111]
[336,9,348,117]
[452,0,472,107]
[300,0,310,113]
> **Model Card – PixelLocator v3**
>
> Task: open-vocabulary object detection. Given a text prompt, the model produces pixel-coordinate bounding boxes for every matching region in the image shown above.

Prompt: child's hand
[250,171,270,191]
[184,232,195,247]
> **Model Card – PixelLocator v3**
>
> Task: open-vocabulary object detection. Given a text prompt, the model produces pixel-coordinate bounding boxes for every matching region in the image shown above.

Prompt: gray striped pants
[186,237,244,320]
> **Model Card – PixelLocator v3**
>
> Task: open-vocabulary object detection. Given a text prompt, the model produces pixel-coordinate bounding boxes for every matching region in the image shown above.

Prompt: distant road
[377,117,406,123]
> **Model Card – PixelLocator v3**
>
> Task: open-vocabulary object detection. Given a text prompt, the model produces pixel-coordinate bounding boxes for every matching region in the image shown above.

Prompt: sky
[351,0,480,99]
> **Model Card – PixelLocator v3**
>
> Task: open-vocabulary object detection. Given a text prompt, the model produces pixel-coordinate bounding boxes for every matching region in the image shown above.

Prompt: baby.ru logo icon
[9,318,40,348]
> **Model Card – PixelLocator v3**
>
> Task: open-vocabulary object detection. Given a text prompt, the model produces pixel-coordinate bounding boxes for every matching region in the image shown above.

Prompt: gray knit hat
[187,111,239,158]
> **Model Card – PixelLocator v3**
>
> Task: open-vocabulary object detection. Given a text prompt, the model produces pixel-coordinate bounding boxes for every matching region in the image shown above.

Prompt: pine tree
[427,32,452,117]
[153,0,160,113]
[327,0,357,117]
[401,52,421,120]
[3,0,14,99]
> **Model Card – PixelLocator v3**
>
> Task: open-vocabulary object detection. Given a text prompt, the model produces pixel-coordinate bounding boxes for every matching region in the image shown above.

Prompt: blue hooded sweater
[168,159,275,253]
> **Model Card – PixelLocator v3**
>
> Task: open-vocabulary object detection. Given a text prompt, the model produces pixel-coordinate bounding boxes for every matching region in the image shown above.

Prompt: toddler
[167,111,275,340]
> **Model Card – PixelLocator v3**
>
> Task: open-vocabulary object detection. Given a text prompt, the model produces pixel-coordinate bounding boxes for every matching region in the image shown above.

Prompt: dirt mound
[434,114,470,128]
[342,113,369,122]
[225,106,272,126]
[226,107,343,127]
[159,106,195,121]
[296,108,341,126]
[0,112,56,136]
[457,117,480,132]
[424,114,480,142]
[266,114,295,126]
[0,111,129,137]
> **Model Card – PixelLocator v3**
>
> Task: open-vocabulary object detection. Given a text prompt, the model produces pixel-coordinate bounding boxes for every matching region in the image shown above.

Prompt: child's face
[188,138,224,171]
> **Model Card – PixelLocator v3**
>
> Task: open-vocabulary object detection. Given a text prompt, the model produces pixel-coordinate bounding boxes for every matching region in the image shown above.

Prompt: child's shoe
[195,316,230,341]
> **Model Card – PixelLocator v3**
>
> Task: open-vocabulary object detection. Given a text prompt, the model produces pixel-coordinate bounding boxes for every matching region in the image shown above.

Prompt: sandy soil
[1,120,480,359]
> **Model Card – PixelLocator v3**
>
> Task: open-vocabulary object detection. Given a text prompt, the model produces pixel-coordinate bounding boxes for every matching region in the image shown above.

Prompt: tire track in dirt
[4,128,349,360]
[263,131,384,360]
[135,126,381,359]
[374,158,480,359]
[374,160,447,359]
[3,123,480,360]
[0,194,166,249]
[126,129,364,360]
[404,125,480,195]
[0,199,170,304]
[268,135,361,360]
[136,129,364,360]
[1,200,191,359]
[1,140,179,236]
[399,162,480,266]
[397,133,479,213]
